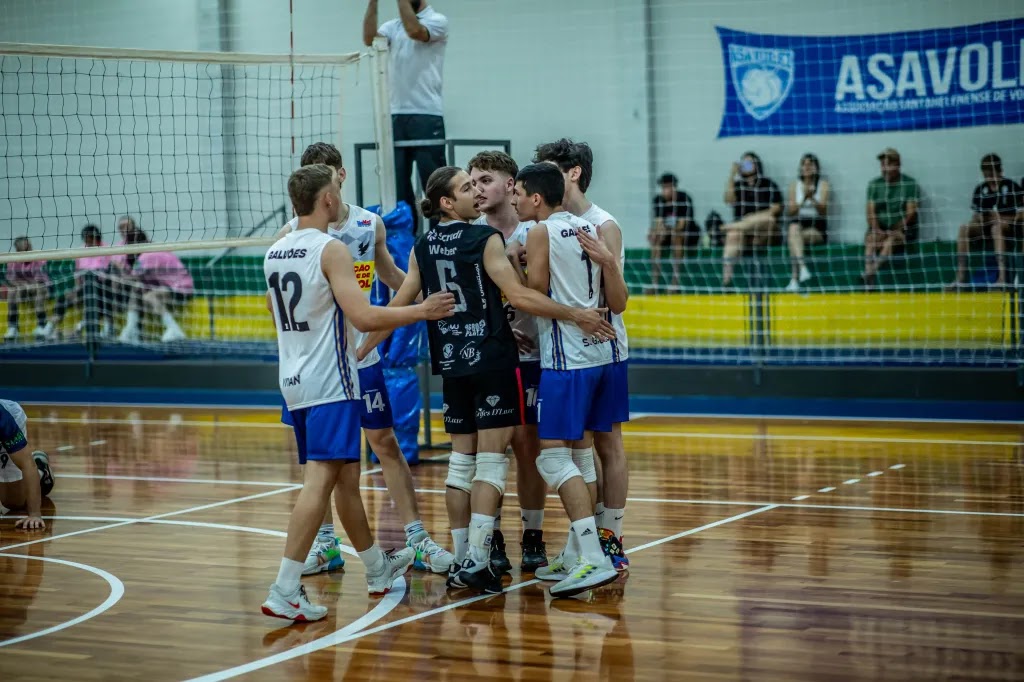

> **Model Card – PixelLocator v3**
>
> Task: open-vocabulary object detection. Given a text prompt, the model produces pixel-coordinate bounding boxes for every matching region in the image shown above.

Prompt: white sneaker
[784,279,800,292]
[302,537,346,576]
[535,550,573,582]
[4,326,18,340]
[549,555,619,599]
[99,320,111,338]
[161,326,186,343]
[410,536,455,574]
[798,264,812,283]
[365,547,415,595]
[32,322,55,340]
[118,326,141,344]
[261,583,327,622]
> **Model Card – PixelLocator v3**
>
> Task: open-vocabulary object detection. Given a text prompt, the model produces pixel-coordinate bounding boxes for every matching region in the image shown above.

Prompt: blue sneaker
[599,529,629,572]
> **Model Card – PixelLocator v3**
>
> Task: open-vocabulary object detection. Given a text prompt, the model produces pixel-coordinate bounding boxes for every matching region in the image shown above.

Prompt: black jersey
[414,221,519,377]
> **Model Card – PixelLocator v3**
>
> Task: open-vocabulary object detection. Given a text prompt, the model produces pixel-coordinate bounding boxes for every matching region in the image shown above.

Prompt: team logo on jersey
[464,321,486,337]
[460,344,476,361]
[358,238,371,256]
[438,321,462,336]
[728,44,794,121]
[443,343,454,359]
[442,403,449,414]
[357,219,372,227]
[486,395,500,407]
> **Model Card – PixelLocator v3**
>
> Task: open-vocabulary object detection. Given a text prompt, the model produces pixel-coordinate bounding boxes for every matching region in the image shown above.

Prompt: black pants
[392,114,446,233]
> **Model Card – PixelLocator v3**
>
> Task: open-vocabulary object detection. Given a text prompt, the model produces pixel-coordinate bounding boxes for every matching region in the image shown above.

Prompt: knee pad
[445,452,475,494]
[537,447,580,491]
[571,447,597,484]
[472,452,509,496]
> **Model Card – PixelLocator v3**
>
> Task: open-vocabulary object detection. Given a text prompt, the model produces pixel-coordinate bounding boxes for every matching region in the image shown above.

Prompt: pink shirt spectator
[5,260,50,286]
[76,243,112,272]
[133,251,193,294]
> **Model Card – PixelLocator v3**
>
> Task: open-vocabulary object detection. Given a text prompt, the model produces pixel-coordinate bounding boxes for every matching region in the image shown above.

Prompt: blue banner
[717,19,1024,137]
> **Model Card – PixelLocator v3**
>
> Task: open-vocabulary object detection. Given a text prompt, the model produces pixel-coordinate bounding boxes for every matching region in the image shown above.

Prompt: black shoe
[33,451,54,497]
[520,529,548,573]
[445,562,469,590]
[489,529,512,575]
[457,557,503,595]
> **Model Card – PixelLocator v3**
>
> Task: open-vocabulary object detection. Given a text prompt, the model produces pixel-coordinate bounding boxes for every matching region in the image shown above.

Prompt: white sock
[275,557,304,594]
[451,528,469,563]
[521,509,544,532]
[317,523,334,542]
[595,502,607,527]
[570,517,604,564]
[123,309,140,331]
[160,311,183,333]
[404,519,427,545]
[605,507,625,538]
[357,544,386,575]
[468,512,494,564]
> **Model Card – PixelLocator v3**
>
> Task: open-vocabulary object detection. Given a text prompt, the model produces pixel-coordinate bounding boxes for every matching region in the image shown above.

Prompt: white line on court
[89,440,106,446]
[55,445,75,451]
[0,553,125,648]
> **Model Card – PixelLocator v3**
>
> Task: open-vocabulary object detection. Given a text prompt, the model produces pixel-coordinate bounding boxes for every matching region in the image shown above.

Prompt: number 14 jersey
[264,228,359,409]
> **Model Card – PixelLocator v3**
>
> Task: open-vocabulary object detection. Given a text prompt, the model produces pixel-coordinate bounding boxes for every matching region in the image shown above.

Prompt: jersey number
[436,260,468,313]
[581,252,595,298]
[268,272,310,332]
[363,391,386,413]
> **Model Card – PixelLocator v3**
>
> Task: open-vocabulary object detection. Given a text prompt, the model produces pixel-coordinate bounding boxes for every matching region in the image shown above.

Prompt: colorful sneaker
[410,536,455,574]
[302,537,345,576]
[261,583,327,622]
[366,547,415,596]
[33,451,54,497]
[535,550,572,582]
[599,528,629,572]
[520,529,548,573]
[549,555,619,599]
[455,556,503,595]
[489,529,512,575]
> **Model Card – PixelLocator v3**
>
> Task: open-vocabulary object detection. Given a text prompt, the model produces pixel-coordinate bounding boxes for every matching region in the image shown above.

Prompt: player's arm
[373,217,406,291]
[10,449,44,530]
[396,0,430,42]
[488,233,615,339]
[579,221,628,315]
[356,248,424,360]
[322,240,452,333]
[363,0,381,46]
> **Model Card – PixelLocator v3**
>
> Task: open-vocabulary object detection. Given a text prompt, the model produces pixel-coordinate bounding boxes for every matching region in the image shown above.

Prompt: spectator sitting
[949,153,1022,289]
[52,224,115,338]
[863,148,920,288]
[3,237,54,341]
[785,153,830,291]
[721,152,783,288]
[114,229,194,344]
[648,172,696,292]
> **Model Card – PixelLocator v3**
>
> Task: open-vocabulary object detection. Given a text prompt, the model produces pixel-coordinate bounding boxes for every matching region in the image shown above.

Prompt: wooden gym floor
[1,405,1022,681]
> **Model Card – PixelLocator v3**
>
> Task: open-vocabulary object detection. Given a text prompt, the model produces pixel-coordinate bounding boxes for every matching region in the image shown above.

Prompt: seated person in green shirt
[863,148,920,287]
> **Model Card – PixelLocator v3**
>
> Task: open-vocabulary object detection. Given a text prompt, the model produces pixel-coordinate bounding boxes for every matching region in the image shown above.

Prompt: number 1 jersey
[413,222,518,377]
[264,228,359,409]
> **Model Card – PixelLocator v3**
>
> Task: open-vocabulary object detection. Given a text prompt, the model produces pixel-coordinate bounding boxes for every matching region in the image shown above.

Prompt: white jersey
[537,212,614,370]
[579,202,629,363]
[0,399,27,483]
[265,228,360,410]
[474,215,539,362]
[288,204,381,369]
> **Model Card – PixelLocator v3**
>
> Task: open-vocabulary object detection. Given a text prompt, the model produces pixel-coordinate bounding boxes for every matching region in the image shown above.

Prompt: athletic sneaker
[33,451,54,497]
[302,537,345,576]
[445,562,469,590]
[599,528,629,572]
[161,326,186,343]
[454,556,503,595]
[489,529,512,575]
[520,529,548,573]
[549,555,619,599]
[410,536,455,574]
[535,550,572,582]
[261,583,327,622]
[33,322,55,340]
[365,547,415,596]
[4,326,18,340]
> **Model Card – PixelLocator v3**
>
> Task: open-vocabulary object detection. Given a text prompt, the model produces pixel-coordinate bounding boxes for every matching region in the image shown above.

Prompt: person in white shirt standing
[260,164,455,623]
[363,0,449,231]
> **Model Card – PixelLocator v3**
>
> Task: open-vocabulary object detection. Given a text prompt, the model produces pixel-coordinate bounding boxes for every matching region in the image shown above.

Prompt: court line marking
[29,416,1023,446]
[791,462,906,502]
[186,504,779,682]
[0,553,125,648]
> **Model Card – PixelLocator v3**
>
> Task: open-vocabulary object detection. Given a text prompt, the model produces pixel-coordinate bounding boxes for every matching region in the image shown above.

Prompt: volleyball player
[261,164,455,622]
[0,399,54,529]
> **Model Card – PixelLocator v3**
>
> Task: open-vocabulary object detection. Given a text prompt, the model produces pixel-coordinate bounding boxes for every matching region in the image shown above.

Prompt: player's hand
[506,242,527,266]
[513,329,535,355]
[572,307,616,341]
[15,515,46,531]
[577,228,616,267]
[420,292,456,320]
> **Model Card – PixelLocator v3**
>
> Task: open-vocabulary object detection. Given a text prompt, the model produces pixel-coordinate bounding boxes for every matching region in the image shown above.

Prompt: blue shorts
[605,361,630,426]
[357,362,395,431]
[519,361,541,426]
[536,366,616,442]
[285,400,362,464]
[0,399,29,456]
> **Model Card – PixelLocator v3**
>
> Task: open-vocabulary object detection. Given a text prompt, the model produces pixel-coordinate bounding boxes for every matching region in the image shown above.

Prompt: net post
[369,37,396,213]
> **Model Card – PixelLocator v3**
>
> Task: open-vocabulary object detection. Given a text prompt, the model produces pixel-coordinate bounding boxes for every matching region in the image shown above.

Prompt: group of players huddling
[261,139,632,622]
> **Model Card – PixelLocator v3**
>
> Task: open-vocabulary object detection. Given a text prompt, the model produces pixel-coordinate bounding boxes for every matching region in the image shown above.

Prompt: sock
[317,523,334,543]
[605,507,625,538]
[451,528,469,563]
[468,512,494,564]
[357,544,386,575]
[123,309,140,331]
[161,311,183,333]
[521,509,544,533]
[404,519,427,545]
[595,502,607,528]
[275,557,304,594]
[571,517,604,564]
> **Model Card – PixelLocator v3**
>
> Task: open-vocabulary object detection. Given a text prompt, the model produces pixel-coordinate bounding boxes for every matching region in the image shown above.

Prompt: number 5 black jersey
[264,228,359,409]
[414,222,518,377]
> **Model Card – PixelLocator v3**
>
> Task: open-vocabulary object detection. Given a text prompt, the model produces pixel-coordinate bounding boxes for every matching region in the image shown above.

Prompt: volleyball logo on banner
[728,44,795,121]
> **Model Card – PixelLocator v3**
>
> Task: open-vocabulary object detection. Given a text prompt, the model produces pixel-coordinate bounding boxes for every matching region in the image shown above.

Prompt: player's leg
[442,376,478,586]
[5,286,22,339]
[117,281,145,342]
[141,287,186,342]
[29,283,52,339]
[512,422,548,572]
